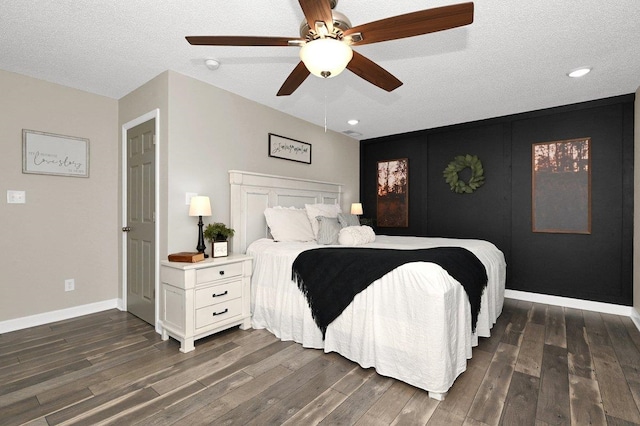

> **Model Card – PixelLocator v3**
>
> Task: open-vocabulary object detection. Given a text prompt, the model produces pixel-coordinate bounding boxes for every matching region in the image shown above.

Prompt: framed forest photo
[532,138,591,234]
[377,158,408,227]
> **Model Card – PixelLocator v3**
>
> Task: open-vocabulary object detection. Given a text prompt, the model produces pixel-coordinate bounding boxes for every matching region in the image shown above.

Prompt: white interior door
[125,119,156,325]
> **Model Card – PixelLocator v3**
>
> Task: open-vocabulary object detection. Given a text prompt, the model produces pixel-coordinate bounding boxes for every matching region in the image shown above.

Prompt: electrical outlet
[65,279,75,292]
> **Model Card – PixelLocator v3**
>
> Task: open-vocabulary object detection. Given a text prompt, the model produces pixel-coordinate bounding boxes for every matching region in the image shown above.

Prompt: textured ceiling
[1,0,639,139]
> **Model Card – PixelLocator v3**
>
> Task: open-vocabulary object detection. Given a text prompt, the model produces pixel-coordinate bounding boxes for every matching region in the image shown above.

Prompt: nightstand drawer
[195,298,242,329]
[194,281,242,309]
[196,262,243,284]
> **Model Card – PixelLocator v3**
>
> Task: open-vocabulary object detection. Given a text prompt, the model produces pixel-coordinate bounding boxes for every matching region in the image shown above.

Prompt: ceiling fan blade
[347,51,402,92]
[277,62,311,96]
[298,0,334,34]
[186,36,300,46]
[344,2,474,46]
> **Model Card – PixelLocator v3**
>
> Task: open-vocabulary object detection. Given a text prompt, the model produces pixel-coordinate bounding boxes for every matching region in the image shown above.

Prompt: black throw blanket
[292,247,488,338]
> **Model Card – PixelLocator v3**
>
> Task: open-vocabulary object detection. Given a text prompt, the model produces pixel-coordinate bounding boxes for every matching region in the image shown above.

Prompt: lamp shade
[189,196,211,217]
[350,203,363,215]
[299,38,353,78]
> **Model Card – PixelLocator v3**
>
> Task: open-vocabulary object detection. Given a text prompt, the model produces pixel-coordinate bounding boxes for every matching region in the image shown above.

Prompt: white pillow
[264,206,315,242]
[305,203,342,238]
[338,225,376,246]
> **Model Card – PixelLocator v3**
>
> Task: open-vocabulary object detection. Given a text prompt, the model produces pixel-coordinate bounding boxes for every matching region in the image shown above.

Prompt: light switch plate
[7,190,26,204]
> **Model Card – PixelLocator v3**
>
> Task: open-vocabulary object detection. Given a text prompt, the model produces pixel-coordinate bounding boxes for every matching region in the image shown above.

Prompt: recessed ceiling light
[204,59,220,70]
[347,119,359,125]
[567,67,591,78]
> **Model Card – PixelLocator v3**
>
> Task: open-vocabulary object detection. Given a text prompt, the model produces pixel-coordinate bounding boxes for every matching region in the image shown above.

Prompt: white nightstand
[159,254,252,352]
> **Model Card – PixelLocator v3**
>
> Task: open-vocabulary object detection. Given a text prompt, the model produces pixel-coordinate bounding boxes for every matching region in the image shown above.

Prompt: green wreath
[443,154,485,194]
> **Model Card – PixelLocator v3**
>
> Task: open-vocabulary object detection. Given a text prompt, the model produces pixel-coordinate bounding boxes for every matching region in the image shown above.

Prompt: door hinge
[152,212,156,223]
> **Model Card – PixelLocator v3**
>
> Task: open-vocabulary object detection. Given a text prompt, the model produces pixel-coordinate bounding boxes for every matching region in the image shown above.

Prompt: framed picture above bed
[532,137,591,234]
[377,158,408,227]
[268,133,311,164]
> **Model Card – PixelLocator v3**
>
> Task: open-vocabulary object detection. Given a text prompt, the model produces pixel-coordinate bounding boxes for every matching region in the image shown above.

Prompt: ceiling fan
[186,0,474,96]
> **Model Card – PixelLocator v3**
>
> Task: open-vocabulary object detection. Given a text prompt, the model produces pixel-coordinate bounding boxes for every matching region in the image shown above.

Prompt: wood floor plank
[283,388,348,425]
[468,342,519,425]
[501,302,529,347]
[319,374,394,425]
[499,371,539,426]
[4,387,94,426]
[426,408,466,425]
[529,303,547,325]
[390,389,439,425]
[514,323,545,378]
[564,307,594,379]
[356,380,417,425]
[536,344,570,425]
[568,374,606,426]
[331,364,377,396]
[544,305,567,348]
[62,386,159,425]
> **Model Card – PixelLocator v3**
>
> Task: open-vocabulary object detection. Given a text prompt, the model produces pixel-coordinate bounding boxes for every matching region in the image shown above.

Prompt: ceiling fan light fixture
[299,38,353,79]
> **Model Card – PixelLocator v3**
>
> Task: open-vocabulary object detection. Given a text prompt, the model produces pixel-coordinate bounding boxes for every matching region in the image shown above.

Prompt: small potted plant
[203,222,235,258]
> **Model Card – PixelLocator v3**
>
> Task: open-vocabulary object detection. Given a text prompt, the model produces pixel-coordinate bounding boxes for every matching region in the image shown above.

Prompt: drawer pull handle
[219,271,225,276]
[212,308,229,317]
[212,291,228,298]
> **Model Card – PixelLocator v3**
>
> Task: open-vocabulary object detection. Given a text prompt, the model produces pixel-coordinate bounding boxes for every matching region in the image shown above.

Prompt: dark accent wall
[360,94,634,305]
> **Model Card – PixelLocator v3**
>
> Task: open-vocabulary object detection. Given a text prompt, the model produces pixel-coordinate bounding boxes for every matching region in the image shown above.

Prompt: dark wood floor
[2,299,640,425]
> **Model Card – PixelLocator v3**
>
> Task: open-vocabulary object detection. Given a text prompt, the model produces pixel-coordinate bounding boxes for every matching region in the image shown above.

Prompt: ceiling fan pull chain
[324,92,327,133]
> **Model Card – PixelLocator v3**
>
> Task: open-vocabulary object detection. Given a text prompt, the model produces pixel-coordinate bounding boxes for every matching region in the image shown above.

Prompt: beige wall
[0,69,119,322]
[165,71,360,253]
[0,69,359,324]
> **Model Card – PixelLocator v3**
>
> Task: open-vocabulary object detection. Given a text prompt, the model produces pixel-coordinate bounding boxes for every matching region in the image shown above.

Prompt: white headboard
[229,170,343,253]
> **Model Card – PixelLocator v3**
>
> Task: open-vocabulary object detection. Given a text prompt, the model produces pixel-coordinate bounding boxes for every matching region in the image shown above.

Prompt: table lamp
[350,203,363,215]
[189,196,212,257]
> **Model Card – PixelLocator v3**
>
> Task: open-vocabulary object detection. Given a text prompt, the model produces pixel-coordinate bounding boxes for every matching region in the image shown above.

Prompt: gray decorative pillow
[338,213,360,228]
[316,216,341,245]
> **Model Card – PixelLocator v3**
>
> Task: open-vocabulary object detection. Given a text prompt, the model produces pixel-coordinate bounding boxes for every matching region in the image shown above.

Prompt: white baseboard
[505,289,634,317]
[0,299,122,334]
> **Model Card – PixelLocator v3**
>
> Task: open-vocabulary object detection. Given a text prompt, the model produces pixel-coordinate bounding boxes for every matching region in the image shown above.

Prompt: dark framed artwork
[532,137,591,234]
[377,158,408,227]
[268,133,311,164]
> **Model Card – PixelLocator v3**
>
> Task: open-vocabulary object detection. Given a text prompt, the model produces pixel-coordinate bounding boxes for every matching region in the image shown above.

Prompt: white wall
[0,69,119,322]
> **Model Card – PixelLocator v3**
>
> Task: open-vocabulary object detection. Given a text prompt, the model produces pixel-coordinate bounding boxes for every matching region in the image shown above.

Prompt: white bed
[229,170,506,399]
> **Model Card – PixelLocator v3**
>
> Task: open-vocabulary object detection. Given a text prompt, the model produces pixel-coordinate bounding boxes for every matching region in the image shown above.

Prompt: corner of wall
[634,87,640,312]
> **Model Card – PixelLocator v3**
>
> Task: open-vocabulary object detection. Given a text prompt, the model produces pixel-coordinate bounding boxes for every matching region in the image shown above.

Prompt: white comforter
[247,235,506,395]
